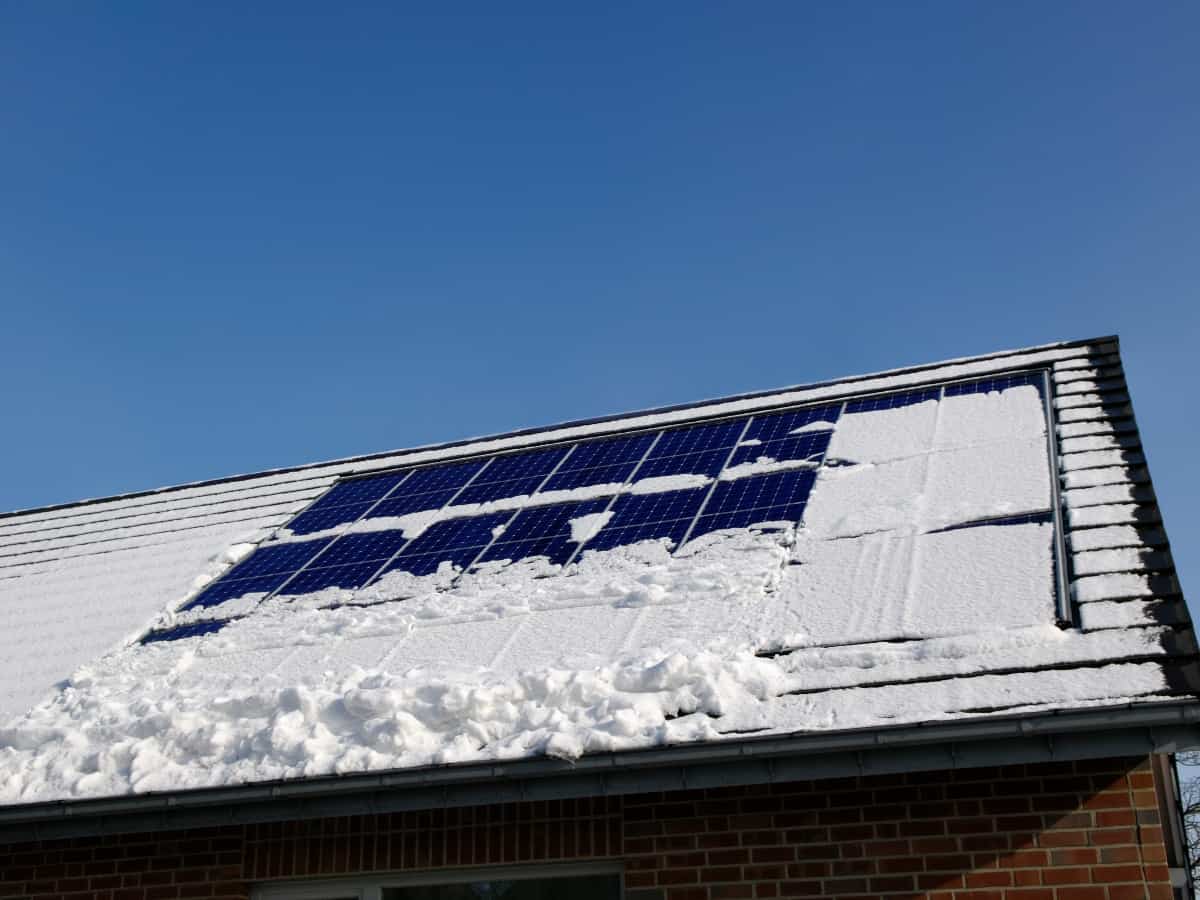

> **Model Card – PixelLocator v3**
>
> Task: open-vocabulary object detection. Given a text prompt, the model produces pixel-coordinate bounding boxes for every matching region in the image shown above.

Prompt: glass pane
[383,873,620,900]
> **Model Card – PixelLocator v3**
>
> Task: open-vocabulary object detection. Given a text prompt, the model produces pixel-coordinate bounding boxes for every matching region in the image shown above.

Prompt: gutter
[2,697,1198,842]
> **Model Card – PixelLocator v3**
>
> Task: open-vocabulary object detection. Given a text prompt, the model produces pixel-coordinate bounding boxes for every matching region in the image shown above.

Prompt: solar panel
[141,619,229,644]
[162,370,1055,639]
[539,432,654,493]
[304,471,410,511]
[691,470,817,539]
[287,501,376,536]
[278,560,387,594]
[943,371,1044,396]
[184,572,291,609]
[381,548,482,577]
[396,513,510,556]
[394,459,488,495]
[305,530,410,568]
[728,430,833,468]
[651,419,745,457]
[741,403,841,443]
[540,463,638,492]
[556,432,655,471]
[584,488,709,552]
[633,448,730,479]
[479,497,611,567]
[366,489,459,519]
[454,475,549,506]
[845,387,940,413]
[220,538,333,580]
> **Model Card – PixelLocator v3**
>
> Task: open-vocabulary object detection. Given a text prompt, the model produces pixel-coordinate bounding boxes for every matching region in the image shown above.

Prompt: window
[253,864,622,900]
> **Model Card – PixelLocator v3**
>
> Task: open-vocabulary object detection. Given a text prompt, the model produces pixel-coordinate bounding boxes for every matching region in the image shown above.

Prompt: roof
[0,335,1196,836]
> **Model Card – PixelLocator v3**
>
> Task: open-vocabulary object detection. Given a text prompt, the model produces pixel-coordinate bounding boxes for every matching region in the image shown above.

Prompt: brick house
[0,336,1195,900]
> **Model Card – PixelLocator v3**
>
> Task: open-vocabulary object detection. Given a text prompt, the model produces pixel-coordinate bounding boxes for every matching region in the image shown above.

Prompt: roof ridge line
[0,335,1118,522]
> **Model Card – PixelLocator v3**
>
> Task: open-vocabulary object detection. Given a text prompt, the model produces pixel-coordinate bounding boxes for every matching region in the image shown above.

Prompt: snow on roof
[0,337,1194,807]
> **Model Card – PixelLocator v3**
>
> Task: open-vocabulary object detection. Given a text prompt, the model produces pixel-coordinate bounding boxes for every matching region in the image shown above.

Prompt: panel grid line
[560,431,664,569]
[454,444,580,579]
[359,456,498,590]
[674,417,756,550]
[264,468,417,600]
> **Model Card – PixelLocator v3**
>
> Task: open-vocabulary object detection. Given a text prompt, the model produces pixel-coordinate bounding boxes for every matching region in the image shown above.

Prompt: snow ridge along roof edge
[1,698,1197,841]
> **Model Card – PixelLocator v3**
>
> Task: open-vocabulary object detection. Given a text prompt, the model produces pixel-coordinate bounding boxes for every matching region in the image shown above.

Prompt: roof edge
[1,694,1193,841]
[1,334,1119,521]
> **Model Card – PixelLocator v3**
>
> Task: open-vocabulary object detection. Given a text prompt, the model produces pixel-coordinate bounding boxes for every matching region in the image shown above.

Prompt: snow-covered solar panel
[159,372,1054,642]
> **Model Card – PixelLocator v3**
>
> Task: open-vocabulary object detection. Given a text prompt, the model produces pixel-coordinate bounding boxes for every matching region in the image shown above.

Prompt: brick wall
[0,756,1179,900]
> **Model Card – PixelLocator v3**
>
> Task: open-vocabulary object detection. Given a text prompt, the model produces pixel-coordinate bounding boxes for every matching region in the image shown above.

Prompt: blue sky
[1,3,1197,600]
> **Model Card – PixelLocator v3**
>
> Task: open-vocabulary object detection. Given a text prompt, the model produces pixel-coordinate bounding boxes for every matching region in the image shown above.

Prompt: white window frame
[253,861,624,900]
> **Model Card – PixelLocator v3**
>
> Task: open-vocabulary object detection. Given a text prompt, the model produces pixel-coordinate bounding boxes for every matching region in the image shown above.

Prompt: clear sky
[1,3,1197,602]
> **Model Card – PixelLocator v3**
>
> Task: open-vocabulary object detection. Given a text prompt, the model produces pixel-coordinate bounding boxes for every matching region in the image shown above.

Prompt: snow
[568,511,613,544]
[1060,449,1144,471]
[1062,466,1139,490]
[1072,573,1159,603]
[1068,503,1148,529]
[1073,548,1154,577]
[1070,525,1165,553]
[1065,484,1142,508]
[0,338,1178,808]
[789,420,836,434]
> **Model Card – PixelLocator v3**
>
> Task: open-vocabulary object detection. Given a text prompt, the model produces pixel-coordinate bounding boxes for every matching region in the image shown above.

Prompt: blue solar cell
[651,418,747,457]
[396,512,510,557]
[479,535,578,567]
[223,538,333,579]
[559,433,656,471]
[943,371,1044,397]
[311,530,410,567]
[728,431,833,468]
[606,488,709,530]
[495,498,610,543]
[365,489,458,520]
[453,475,548,506]
[743,404,841,443]
[583,518,692,553]
[540,462,638,493]
[392,460,487,496]
[475,446,569,483]
[305,472,410,511]
[690,504,808,539]
[702,470,817,518]
[632,449,728,480]
[845,387,940,413]
[381,546,484,577]
[479,497,613,565]
[277,561,384,594]
[184,572,292,609]
[287,501,374,535]
[141,619,229,644]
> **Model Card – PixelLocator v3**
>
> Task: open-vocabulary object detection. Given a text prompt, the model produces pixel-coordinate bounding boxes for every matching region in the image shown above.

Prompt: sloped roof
[0,336,1196,829]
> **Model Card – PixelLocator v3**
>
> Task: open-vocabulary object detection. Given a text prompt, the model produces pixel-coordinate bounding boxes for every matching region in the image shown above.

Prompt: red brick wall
[0,756,1179,900]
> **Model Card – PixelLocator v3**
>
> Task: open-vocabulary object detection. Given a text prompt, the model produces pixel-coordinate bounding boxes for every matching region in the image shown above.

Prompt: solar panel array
[149,371,1048,642]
